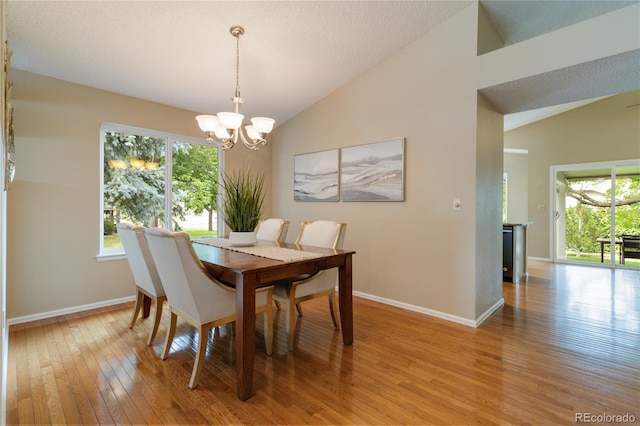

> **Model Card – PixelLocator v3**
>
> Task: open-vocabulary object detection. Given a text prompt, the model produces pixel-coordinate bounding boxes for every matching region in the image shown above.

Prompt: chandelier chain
[235,33,241,98]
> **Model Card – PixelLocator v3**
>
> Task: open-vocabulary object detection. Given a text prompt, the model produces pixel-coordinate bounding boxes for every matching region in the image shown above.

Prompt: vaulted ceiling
[6,1,639,130]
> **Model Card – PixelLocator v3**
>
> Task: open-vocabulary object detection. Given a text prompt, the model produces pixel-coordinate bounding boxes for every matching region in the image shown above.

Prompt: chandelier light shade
[196,25,275,150]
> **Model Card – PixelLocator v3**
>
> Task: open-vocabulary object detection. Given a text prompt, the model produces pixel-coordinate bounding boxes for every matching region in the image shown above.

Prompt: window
[99,123,221,259]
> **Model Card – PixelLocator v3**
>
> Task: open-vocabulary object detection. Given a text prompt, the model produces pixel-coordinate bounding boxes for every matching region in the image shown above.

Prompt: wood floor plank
[94,314,168,425]
[67,315,119,424]
[77,313,133,424]
[24,326,50,424]
[6,327,22,413]
[16,397,34,426]
[57,322,102,424]
[6,261,639,425]
[40,365,67,424]
[89,315,148,425]
[108,330,183,425]
[45,319,89,425]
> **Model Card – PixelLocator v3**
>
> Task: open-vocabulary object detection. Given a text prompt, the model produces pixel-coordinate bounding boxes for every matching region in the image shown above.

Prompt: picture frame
[294,149,340,201]
[340,137,405,201]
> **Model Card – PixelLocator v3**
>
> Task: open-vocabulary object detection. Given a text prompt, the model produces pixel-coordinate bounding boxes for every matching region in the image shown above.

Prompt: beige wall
[503,151,529,223]
[475,92,504,317]
[220,135,273,237]
[7,70,271,320]
[271,4,502,322]
[504,91,640,259]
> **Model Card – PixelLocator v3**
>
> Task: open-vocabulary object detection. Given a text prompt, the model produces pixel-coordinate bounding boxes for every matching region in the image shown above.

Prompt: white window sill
[96,252,126,262]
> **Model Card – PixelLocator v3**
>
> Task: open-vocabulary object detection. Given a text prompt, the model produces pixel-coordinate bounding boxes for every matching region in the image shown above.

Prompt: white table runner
[193,238,324,263]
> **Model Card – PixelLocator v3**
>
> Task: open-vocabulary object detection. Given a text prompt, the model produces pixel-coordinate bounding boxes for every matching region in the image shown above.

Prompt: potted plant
[220,168,266,246]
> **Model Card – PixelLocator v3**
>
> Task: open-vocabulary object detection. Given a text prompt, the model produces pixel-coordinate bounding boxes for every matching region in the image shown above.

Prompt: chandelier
[196,25,275,150]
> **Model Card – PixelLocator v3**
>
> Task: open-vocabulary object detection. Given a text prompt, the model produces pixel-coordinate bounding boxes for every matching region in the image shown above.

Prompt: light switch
[453,198,462,211]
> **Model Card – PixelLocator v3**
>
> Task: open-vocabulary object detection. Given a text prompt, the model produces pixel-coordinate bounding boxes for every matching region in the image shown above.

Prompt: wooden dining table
[165,239,355,400]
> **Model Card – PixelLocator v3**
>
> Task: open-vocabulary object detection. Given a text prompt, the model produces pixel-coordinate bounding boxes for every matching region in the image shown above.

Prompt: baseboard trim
[9,291,507,329]
[529,256,551,262]
[7,296,135,327]
[353,290,504,328]
[475,298,505,326]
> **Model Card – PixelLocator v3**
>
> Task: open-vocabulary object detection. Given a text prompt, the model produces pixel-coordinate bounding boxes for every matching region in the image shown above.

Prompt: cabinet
[503,223,531,284]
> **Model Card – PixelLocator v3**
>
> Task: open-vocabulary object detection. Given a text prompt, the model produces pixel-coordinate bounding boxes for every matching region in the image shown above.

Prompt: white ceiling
[481,0,636,45]
[6,0,639,131]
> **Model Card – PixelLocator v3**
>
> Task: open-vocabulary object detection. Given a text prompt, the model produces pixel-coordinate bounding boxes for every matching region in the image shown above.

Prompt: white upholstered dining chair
[273,220,347,350]
[116,222,167,346]
[255,218,290,242]
[144,227,274,389]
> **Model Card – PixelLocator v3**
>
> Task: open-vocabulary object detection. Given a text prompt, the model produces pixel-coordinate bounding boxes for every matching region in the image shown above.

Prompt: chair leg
[161,311,178,360]
[130,290,144,329]
[295,303,303,316]
[146,296,164,346]
[264,301,274,355]
[286,302,296,351]
[328,290,341,329]
[274,300,281,310]
[189,324,211,389]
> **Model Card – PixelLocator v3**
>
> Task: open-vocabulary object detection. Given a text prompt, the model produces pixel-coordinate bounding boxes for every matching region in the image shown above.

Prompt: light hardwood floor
[6,261,640,425]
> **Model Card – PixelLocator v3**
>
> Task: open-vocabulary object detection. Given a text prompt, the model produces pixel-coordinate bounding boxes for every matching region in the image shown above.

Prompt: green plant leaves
[221,169,265,232]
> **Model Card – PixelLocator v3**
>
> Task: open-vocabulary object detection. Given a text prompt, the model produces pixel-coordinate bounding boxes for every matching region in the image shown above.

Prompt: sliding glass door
[553,160,640,268]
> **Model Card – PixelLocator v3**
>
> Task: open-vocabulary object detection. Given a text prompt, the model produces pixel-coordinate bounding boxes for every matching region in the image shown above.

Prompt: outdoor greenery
[172,144,218,231]
[103,131,218,234]
[220,169,265,232]
[103,219,116,235]
[565,176,640,256]
[103,132,169,227]
[567,253,640,266]
[103,228,217,249]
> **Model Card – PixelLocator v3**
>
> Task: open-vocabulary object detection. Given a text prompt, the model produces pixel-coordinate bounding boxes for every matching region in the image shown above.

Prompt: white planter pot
[229,231,258,247]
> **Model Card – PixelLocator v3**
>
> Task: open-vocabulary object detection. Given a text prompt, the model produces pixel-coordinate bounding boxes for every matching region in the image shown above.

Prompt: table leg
[600,242,605,263]
[338,254,353,346]
[235,273,256,401]
[619,242,623,264]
